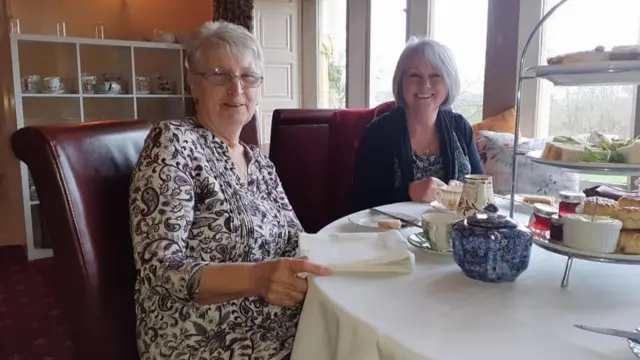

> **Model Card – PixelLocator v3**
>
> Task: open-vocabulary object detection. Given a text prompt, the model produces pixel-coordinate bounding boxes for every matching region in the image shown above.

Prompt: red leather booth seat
[269,101,396,233]
[10,116,259,360]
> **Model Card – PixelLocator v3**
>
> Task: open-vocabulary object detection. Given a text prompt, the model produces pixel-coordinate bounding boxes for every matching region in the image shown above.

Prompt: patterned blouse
[405,131,471,183]
[129,118,302,360]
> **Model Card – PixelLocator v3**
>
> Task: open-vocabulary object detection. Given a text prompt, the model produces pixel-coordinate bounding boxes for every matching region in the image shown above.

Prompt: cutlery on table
[574,324,640,342]
[368,208,422,229]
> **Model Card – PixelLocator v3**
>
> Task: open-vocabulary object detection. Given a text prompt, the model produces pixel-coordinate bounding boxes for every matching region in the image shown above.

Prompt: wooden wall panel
[8,0,213,40]
[482,0,521,119]
[0,0,213,247]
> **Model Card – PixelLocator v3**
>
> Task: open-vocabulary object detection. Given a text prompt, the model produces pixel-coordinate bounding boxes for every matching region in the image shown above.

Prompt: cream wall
[0,0,213,247]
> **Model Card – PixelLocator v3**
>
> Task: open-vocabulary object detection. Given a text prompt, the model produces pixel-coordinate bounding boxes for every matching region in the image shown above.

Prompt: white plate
[347,211,420,229]
[526,61,640,86]
[533,237,640,263]
[406,232,452,255]
[525,150,640,175]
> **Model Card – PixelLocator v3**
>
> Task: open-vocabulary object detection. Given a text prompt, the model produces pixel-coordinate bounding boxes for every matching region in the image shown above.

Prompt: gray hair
[185,21,264,74]
[391,37,460,109]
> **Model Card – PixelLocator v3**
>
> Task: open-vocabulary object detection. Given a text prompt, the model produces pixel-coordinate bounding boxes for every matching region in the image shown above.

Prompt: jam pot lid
[466,204,518,229]
[532,203,558,217]
[559,190,585,202]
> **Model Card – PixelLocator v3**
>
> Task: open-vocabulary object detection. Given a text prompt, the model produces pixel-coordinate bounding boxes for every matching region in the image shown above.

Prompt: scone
[616,230,640,254]
[613,207,640,230]
[582,196,619,216]
[377,219,402,230]
[617,195,640,208]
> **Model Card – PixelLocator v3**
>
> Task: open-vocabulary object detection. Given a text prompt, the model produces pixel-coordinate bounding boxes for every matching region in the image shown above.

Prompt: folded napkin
[298,230,415,275]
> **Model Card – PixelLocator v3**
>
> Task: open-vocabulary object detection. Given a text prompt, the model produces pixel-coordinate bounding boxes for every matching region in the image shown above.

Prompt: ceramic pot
[451,204,532,283]
[457,174,495,218]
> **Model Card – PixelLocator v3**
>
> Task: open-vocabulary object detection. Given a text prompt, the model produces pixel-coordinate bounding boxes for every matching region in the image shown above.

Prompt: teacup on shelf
[136,76,150,95]
[151,74,175,95]
[153,29,176,43]
[81,75,97,94]
[97,73,125,95]
[43,76,64,94]
[21,75,40,93]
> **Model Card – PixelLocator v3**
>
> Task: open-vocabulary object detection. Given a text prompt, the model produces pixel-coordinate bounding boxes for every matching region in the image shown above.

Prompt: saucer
[406,233,452,255]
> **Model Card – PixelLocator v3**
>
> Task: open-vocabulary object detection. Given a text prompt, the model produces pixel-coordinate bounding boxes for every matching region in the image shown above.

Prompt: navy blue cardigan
[353,107,484,211]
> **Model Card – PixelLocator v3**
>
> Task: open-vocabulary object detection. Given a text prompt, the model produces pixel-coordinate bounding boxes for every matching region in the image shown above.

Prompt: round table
[291,201,640,360]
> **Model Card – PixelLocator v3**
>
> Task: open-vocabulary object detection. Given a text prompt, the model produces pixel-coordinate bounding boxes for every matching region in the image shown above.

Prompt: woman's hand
[251,257,332,307]
[408,177,446,203]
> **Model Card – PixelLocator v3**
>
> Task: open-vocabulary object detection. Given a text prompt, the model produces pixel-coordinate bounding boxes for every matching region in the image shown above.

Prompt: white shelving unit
[9,34,195,260]
[510,0,640,289]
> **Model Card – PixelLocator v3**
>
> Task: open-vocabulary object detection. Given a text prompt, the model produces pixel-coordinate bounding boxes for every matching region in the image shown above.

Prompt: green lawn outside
[580,174,628,185]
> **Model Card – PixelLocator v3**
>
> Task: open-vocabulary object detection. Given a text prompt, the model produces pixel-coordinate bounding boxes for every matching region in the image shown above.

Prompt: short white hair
[185,21,264,74]
[392,37,460,109]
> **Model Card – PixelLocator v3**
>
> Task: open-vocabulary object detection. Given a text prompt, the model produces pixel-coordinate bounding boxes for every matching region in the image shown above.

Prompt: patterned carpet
[0,247,73,360]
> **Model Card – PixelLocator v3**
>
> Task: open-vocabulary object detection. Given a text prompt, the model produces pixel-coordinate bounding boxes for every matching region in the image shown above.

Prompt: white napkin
[298,230,415,275]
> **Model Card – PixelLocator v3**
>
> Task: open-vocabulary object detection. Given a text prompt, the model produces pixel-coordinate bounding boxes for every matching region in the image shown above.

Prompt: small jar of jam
[529,203,558,237]
[549,214,563,241]
[558,191,585,217]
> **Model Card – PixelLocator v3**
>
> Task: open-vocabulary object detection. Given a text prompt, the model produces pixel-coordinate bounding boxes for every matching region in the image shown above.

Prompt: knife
[369,208,422,228]
[574,324,640,342]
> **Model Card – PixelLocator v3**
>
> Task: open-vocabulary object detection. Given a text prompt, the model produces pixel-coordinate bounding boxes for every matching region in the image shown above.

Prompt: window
[431,0,488,124]
[318,0,347,108]
[540,0,640,186]
[368,0,407,107]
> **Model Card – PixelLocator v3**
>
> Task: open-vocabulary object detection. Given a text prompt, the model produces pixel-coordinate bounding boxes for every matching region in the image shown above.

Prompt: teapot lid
[466,204,518,229]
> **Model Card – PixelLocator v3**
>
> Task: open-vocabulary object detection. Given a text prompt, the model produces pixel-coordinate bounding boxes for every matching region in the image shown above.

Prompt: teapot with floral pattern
[451,203,533,283]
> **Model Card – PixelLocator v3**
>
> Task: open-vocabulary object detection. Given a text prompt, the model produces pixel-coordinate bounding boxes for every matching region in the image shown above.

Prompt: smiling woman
[129,21,331,360]
[352,37,484,212]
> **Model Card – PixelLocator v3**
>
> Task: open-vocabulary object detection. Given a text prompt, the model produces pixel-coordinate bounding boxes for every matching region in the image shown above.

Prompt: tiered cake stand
[509,0,640,290]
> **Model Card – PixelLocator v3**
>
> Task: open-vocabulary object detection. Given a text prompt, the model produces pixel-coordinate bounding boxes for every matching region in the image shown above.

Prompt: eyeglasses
[194,69,264,88]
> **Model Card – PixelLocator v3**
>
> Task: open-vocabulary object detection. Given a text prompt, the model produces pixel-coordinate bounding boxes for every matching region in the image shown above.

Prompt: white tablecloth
[291,200,640,360]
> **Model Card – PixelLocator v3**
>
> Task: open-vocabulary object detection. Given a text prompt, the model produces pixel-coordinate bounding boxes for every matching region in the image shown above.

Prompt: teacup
[435,185,463,211]
[21,75,39,93]
[43,76,63,93]
[422,212,463,251]
[81,75,97,94]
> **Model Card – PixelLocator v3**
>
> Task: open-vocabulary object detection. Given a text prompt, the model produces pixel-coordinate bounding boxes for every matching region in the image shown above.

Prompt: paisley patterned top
[411,152,446,181]
[129,118,302,360]
[401,132,472,184]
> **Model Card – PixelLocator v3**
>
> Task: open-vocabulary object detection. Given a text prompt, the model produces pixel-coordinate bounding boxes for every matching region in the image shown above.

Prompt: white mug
[422,212,463,251]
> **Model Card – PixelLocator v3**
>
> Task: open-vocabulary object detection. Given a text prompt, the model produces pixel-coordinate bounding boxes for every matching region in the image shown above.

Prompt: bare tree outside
[548,86,634,138]
[320,38,346,108]
[453,75,484,124]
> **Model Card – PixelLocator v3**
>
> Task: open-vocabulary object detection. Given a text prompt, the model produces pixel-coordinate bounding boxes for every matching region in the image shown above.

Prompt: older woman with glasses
[129,21,331,360]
